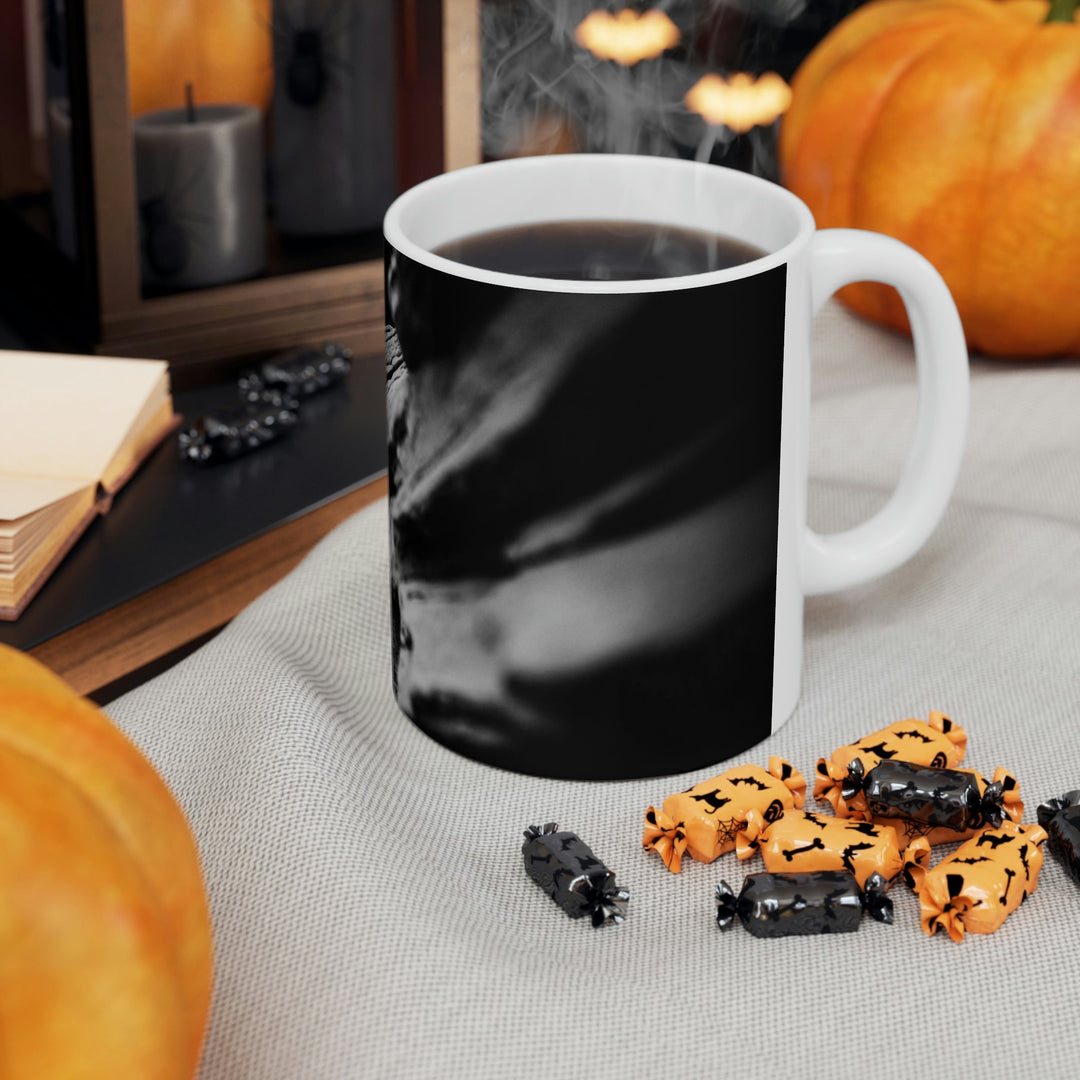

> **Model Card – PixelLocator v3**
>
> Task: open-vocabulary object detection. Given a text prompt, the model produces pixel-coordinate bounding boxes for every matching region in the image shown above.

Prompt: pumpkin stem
[1045,0,1078,23]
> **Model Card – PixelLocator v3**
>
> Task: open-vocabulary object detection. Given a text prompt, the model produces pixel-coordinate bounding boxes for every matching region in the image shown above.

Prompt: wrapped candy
[1036,790,1080,885]
[238,342,352,403]
[844,760,1022,846]
[904,821,1047,942]
[736,808,905,887]
[715,870,893,937]
[522,823,629,927]
[177,398,298,465]
[814,711,967,817]
[643,757,806,873]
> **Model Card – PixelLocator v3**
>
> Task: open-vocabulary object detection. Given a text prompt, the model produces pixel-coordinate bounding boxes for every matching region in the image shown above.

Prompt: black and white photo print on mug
[384,155,969,781]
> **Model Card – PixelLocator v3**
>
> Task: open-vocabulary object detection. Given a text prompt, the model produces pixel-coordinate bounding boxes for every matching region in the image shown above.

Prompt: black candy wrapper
[1037,790,1080,885]
[177,397,299,465]
[522,823,629,927]
[716,870,892,938]
[843,758,1005,832]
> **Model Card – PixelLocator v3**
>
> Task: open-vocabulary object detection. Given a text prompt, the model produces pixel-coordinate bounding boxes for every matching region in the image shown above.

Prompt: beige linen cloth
[109,302,1080,1080]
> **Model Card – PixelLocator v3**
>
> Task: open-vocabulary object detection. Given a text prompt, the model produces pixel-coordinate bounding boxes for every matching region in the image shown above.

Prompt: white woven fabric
[109,302,1080,1080]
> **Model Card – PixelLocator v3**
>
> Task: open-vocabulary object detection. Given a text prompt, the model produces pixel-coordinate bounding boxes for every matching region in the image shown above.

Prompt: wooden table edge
[29,474,388,697]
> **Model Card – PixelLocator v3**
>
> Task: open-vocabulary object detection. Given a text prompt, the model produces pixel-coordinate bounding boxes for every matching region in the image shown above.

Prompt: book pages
[0,351,169,515]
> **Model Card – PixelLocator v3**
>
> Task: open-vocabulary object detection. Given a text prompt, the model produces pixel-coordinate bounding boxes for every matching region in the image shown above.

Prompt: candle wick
[185,82,197,123]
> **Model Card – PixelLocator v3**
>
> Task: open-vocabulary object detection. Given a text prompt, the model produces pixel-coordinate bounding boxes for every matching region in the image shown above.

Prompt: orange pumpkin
[124,0,273,116]
[0,645,212,1079]
[779,0,1080,357]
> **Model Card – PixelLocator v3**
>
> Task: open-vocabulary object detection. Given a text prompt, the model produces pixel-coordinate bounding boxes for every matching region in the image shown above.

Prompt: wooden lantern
[0,0,480,389]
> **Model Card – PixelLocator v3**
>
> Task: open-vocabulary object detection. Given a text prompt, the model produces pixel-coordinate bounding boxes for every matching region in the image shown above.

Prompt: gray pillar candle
[133,104,267,290]
[271,0,395,237]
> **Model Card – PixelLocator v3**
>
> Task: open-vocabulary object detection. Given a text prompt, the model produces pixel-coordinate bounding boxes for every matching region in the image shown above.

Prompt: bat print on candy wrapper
[839,842,877,876]
[976,831,1015,851]
[854,741,899,760]
[893,728,934,744]
[729,775,770,792]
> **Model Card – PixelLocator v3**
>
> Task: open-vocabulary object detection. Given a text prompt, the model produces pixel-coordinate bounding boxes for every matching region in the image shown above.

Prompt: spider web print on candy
[814,711,967,818]
[903,821,1047,942]
[736,808,905,888]
[643,757,805,873]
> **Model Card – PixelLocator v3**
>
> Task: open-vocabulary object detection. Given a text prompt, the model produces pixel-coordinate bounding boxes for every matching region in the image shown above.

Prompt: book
[0,350,179,620]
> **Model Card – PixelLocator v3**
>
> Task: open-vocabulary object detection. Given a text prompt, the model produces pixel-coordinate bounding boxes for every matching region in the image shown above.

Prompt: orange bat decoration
[574,8,680,66]
[684,72,793,133]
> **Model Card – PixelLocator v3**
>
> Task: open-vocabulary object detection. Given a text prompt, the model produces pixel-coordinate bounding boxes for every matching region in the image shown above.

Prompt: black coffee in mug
[433,220,765,280]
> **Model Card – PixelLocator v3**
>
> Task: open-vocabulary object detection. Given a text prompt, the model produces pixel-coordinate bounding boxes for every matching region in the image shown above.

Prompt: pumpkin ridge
[962,21,1047,354]
[842,18,977,325]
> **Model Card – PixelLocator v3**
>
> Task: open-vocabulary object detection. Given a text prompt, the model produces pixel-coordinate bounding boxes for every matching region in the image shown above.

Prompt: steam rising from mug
[480,0,806,166]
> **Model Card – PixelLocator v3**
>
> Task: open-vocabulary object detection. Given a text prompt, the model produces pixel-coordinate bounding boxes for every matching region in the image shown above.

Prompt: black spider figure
[286,28,327,106]
[272,0,361,111]
[138,148,213,283]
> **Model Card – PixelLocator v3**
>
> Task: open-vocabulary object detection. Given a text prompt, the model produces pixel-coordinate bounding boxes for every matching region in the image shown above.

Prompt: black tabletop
[0,353,388,651]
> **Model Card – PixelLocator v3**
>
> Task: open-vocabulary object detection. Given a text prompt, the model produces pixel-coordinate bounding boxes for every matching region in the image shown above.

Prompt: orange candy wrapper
[814,711,967,818]
[643,757,805,873]
[736,808,905,888]
[904,821,1047,942]
[851,765,1023,847]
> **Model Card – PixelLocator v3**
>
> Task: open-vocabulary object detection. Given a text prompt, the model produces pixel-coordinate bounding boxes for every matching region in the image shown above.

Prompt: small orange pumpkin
[124,0,273,116]
[779,0,1080,357]
[0,645,212,1079]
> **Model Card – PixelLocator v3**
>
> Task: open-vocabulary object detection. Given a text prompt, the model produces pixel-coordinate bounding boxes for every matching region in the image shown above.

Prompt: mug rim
[383,154,816,294]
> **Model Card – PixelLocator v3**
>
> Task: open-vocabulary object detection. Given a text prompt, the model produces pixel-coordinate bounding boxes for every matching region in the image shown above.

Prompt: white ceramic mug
[383,154,968,780]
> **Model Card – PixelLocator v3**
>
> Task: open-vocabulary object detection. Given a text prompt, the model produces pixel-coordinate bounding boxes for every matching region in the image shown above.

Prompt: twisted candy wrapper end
[643,807,687,873]
[927,710,967,760]
[861,871,893,924]
[768,756,807,809]
[736,807,769,860]
[902,837,933,890]
[569,871,630,928]
[993,766,1024,826]
[1037,789,1080,828]
[969,780,1005,829]
[715,880,737,930]
[814,758,856,817]
[919,872,972,943]
[841,757,866,803]
[523,822,559,842]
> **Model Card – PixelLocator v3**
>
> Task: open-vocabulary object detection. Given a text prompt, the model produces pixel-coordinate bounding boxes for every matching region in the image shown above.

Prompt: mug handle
[802,228,970,596]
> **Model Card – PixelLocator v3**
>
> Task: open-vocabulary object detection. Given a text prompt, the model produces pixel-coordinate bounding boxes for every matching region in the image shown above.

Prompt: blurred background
[0,0,867,386]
